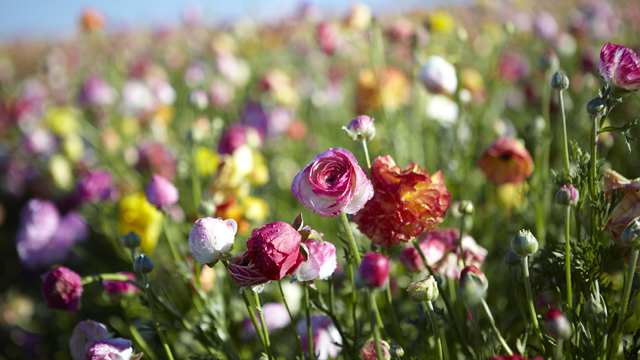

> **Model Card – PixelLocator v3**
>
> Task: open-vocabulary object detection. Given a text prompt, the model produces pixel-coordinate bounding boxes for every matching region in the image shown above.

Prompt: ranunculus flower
[398,237,447,273]
[241,303,291,339]
[136,141,177,181]
[478,137,534,186]
[498,52,531,84]
[317,22,341,55]
[291,148,373,218]
[217,124,263,155]
[102,272,139,296]
[78,75,115,107]
[83,338,140,360]
[598,43,640,95]
[119,193,163,254]
[418,56,458,96]
[360,338,391,360]
[355,66,410,113]
[145,174,179,208]
[80,7,105,33]
[353,155,451,248]
[545,308,572,340]
[246,222,304,281]
[296,316,342,360]
[344,115,375,141]
[604,169,640,244]
[188,217,237,264]
[41,267,83,314]
[357,252,389,288]
[70,320,111,360]
[293,238,337,282]
[77,170,117,203]
[227,251,269,288]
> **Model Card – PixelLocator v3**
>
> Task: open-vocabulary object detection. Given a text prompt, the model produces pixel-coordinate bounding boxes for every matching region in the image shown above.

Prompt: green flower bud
[407,276,439,303]
[511,229,539,257]
[121,231,141,249]
[459,266,488,307]
[133,254,155,274]
[621,218,640,248]
[555,185,579,206]
[550,70,570,90]
[586,97,607,117]
[458,200,475,215]
[584,295,604,317]
[503,250,521,267]
[390,345,404,358]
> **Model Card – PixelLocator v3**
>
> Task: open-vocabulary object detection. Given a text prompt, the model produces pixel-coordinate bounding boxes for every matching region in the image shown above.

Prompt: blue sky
[0,0,445,39]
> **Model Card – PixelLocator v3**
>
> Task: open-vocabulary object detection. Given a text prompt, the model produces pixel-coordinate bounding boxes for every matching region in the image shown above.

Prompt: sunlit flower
[355,67,410,113]
[478,137,534,186]
[604,169,640,244]
[346,2,372,31]
[188,217,237,265]
[119,193,163,254]
[598,43,640,95]
[80,8,105,33]
[246,222,304,281]
[428,11,455,34]
[418,56,457,95]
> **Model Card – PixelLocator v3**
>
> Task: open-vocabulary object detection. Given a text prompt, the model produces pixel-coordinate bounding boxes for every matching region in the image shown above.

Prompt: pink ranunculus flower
[241,302,291,339]
[102,272,139,296]
[397,239,447,273]
[360,338,391,360]
[291,148,374,218]
[357,252,389,288]
[227,251,269,289]
[77,170,118,203]
[293,238,337,282]
[247,222,304,281]
[598,43,640,95]
[41,267,83,314]
[188,217,237,265]
[296,316,342,360]
[145,174,179,208]
[70,320,111,360]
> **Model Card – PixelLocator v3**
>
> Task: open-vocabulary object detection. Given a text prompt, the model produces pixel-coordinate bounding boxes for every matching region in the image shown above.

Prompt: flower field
[1,1,640,359]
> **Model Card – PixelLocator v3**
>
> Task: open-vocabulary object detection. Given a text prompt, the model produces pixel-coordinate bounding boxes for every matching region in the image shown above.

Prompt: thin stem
[367,290,384,360]
[380,248,401,343]
[142,274,175,360]
[521,256,546,353]
[253,292,273,360]
[481,298,513,355]
[457,214,468,268]
[589,115,599,199]
[559,89,571,174]
[426,301,444,360]
[191,146,202,214]
[162,218,181,263]
[241,290,266,351]
[608,248,639,358]
[278,281,304,359]
[339,212,361,264]
[304,283,314,359]
[362,139,372,170]
[564,205,573,359]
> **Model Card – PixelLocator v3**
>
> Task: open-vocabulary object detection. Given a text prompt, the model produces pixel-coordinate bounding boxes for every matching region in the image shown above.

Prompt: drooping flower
[291,148,374,218]
[241,303,291,339]
[145,174,179,208]
[478,137,534,186]
[102,272,139,296]
[353,155,451,248]
[188,217,237,264]
[296,316,342,360]
[293,238,337,282]
[360,338,391,360]
[604,169,640,244]
[598,43,640,95]
[357,252,389,289]
[119,193,163,254]
[246,222,304,281]
[69,320,110,360]
[41,267,83,314]
[418,56,458,96]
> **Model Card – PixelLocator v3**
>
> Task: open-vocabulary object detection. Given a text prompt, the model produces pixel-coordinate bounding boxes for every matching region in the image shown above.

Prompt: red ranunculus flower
[353,155,451,248]
[246,222,304,281]
[478,137,534,186]
[228,251,270,288]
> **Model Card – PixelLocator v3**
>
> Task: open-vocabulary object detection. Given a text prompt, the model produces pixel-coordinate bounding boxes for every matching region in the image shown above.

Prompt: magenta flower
[291,148,374,218]
[316,22,341,55]
[83,338,139,360]
[293,238,337,282]
[344,115,376,141]
[246,222,304,281]
[102,272,139,296]
[77,170,117,203]
[227,251,269,288]
[136,141,177,181]
[78,75,115,107]
[217,124,263,155]
[296,316,342,360]
[41,267,83,314]
[188,217,237,264]
[145,174,179,208]
[69,320,110,360]
[360,338,391,360]
[241,302,291,339]
[598,43,640,94]
[357,252,389,289]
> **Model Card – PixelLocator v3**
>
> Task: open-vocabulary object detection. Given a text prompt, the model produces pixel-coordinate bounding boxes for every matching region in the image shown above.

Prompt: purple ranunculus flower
[70,320,111,360]
[291,148,374,218]
[23,128,57,155]
[83,338,137,360]
[293,238,337,282]
[345,115,376,141]
[77,170,117,203]
[41,267,83,314]
[15,199,60,269]
[145,174,179,208]
[296,315,342,360]
[241,302,291,339]
[598,43,640,95]
[102,272,139,296]
[78,75,115,107]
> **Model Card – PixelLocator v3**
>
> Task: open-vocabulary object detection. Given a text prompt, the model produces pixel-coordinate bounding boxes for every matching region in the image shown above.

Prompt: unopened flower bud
[121,232,141,249]
[511,229,539,257]
[586,97,607,117]
[555,185,579,206]
[459,265,488,307]
[360,339,391,360]
[545,308,572,340]
[503,250,520,267]
[539,49,559,72]
[357,252,389,289]
[551,70,570,90]
[458,200,474,215]
[133,254,155,274]
[343,115,376,141]
[621,218,640,248]
[584,295,604,317]
[197,201,217,217]
[407,276,439,303]
[390,345,404,358]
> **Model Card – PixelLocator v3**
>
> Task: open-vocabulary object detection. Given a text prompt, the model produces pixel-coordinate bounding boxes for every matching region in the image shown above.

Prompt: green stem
[142,274,175,360]
[380,248,402,343]
[555,339,564,360]
[559,89,571,174]
[481,299,513,355]
[426,301,444,360]
[241,290,266,351]
[362,139,372,170]
[457,214,468,268]
[278,281,304,359]
[367,291,384,360]
[162,218,181,263]
[564,205,573,359]
[339,212,361,264]
[608,248,639,358]
[589,115,599,199]
[521,256,546,353]
[304,283,314,359]
[253,292,273,360]
[191,146,202,214]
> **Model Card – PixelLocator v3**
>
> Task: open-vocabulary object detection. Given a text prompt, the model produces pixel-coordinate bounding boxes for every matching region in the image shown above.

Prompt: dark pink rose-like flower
[145,174,179,207]
[598,43,640,94]
[102,272,139,296]
[77,170,117,203]
[357,252,389,288]
[296,316,342,360]
[292,148,374,218]
[241,302,291,339]
[69,320,110,360]
[293,238,337,282]
[227,251,269,288]
[246,222,304,281]
[41,267,83,314]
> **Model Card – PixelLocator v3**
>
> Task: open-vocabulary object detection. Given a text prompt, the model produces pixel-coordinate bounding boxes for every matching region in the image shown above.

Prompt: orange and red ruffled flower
[478,137,534,186]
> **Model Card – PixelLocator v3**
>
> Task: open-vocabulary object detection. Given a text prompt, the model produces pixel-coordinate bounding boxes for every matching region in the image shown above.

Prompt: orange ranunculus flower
[604,169,640,244]
[80,8,105,33]
[353,155,451,249]
[355,67,410,114]
[478,137,534,186]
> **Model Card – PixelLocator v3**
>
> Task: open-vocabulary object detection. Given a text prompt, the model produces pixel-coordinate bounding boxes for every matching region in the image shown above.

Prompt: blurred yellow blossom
[48,155,74,190]
[195,147,219,177]
[346,2,372,31]
[119,192,163,254]
[355,67,410,113]
[243,196,269,222]
[62,134,84,162]
[428,11,455,34]
[46,107,80,136]
[120,116,141,138]
[152,105,175,126]
[497,183,529,213]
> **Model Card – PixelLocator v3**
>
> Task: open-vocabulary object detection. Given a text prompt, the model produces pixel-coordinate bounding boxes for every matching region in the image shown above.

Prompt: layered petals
[598,43,640,93]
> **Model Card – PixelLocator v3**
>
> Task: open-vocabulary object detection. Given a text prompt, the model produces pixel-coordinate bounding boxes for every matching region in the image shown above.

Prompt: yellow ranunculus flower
[195,147,219,177]
[243,196,269,223]
[119,192,163,254]
[62,134,85,163]
[46,107,80,136]
[48,155,73,190]
[152,105,175,126]
[428,11,455,35]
